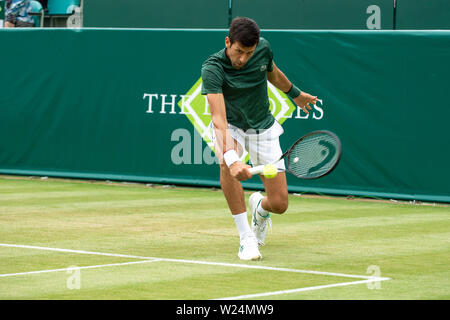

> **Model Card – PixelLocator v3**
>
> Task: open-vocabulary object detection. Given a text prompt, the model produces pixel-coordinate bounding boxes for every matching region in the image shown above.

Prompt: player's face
[225,37,257,70]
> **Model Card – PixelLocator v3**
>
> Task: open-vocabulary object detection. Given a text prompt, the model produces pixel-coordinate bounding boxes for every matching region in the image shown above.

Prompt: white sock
[232,212,252,240]
[257,201,269,218]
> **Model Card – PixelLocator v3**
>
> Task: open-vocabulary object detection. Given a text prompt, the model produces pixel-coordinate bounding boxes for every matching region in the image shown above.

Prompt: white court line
[0,243,388,281]
[215,278,391,300]
[0,243,392,299]
[0,243,151,260]
[0,260,158,278]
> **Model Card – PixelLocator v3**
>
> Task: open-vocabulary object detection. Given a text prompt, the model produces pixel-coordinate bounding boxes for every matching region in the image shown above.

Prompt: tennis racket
[249,130,341,179]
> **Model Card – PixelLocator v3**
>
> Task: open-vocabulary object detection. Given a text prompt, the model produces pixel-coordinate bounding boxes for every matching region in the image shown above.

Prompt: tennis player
[201,17,318,260]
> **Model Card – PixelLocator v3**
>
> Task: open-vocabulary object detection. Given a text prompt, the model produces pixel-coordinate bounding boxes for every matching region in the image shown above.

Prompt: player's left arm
[267,62,318,114]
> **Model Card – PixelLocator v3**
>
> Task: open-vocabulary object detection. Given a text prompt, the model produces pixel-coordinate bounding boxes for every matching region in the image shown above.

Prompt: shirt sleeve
[201,65,224,95]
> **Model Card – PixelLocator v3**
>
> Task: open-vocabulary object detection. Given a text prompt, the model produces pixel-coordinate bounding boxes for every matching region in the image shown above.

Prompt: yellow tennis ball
[262,164,278,179]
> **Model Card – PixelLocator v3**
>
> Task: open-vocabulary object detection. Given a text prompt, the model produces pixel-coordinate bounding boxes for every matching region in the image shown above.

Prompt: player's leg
[259,172,289,214]
[219,165,246,214]
[215,136,246,214]
[247,121,287,245]
[249,172,288,246]
[215,134,261,260]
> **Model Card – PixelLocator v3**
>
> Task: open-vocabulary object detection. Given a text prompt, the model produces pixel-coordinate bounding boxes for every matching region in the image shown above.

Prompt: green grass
[0,175,449,300]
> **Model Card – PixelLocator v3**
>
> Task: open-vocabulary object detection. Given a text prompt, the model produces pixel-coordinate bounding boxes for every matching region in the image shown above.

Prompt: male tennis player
[201,17,318,260]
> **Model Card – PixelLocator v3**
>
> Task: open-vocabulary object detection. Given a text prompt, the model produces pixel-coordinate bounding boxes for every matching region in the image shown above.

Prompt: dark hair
[229,17,260,47]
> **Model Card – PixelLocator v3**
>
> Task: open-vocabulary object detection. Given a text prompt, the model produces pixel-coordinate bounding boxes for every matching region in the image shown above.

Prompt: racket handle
[248,165,265,175]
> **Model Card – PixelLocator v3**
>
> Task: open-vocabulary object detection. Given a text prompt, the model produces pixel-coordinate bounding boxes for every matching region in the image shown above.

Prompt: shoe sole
[238,254,262,261]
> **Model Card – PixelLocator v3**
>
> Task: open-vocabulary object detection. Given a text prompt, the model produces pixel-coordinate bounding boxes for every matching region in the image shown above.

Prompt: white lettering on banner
[312,102,324,119]
[178,95,191,114]
[295,100,324,120]
[144,83,326,164]
[143,93,158,113]
[160,94,178,114]
[366,5,381,30]
[143,93,326,120]
[143,93,178,114]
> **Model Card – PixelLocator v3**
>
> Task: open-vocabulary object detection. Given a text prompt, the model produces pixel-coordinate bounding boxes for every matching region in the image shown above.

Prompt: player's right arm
[207,93,252,181]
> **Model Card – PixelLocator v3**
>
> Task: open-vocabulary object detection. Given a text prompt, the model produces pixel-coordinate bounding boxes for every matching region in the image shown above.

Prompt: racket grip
[248,165,265,175]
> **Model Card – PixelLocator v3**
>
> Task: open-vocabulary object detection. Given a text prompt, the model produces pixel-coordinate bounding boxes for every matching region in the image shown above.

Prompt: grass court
[0,175,448,300]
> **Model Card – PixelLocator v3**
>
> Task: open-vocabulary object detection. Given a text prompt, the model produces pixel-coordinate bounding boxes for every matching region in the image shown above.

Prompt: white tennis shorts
[211,120,286,172]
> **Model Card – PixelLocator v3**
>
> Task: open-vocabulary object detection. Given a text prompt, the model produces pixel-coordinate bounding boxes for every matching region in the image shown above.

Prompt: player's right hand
[229,162,252,181]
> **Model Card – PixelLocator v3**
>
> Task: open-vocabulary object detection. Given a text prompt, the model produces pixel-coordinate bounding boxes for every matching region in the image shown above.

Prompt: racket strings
[288,133,340,179]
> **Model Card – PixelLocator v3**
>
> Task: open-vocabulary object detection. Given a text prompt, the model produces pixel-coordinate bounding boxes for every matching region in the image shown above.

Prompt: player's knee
[269,196,288,214]
[272,203,288,214]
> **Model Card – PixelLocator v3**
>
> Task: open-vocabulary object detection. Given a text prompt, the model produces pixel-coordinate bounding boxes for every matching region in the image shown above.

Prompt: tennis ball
[262,164,278,179]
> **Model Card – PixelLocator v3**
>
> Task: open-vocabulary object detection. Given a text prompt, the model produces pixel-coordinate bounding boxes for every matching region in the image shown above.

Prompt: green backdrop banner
[0,29,449,202]
[233,0,394,30]
[396,0,450,29]
[83,0,393,30]
[83,0,450,30]
[83,0,230,28]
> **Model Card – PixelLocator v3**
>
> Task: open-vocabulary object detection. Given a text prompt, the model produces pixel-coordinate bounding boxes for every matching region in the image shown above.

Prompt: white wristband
[223,149,240,167]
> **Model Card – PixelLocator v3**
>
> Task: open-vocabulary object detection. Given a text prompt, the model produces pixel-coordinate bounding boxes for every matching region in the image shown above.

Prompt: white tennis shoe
[250,192,272,246]
[238,232,262,261]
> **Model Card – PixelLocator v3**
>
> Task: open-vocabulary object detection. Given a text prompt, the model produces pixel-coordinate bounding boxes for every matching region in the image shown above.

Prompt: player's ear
[225,37,231,48]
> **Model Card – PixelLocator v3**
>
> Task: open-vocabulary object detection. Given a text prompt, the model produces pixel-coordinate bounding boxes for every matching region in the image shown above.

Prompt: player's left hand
[293,92,319,114]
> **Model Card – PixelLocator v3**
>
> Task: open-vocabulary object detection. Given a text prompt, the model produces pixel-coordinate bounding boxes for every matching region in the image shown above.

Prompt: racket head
[286,130,341,179]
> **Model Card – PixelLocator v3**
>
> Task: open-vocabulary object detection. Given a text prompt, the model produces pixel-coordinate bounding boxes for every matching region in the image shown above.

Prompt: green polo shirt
[201,37,275,131]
